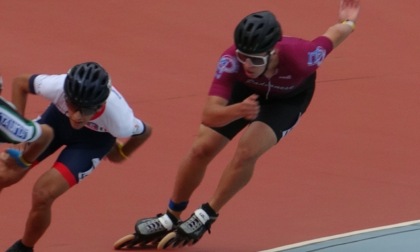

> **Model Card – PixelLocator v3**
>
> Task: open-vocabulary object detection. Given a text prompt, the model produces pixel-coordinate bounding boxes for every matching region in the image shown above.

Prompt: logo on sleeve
[0,111,29,140]
[215,55,238,79]
[307,46,326,66]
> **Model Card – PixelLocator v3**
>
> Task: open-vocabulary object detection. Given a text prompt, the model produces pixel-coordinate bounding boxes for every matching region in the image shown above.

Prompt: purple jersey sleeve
[208,45,239,100]
[281,36,333,76]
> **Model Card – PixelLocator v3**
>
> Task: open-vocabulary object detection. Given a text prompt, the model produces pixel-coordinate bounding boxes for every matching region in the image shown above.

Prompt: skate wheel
[113,234,136,250]
[157,232,177,250]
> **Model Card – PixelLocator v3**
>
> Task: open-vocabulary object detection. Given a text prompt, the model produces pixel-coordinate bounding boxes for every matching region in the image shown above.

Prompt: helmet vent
[234,11,282,54]
[64,62,111,108]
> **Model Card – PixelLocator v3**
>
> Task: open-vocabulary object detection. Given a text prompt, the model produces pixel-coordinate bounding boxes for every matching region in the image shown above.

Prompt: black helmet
[64,62,111,108]
[234,11,282,54]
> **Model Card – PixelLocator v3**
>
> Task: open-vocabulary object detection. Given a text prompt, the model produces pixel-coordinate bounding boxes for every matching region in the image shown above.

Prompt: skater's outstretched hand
[339,0,361,22]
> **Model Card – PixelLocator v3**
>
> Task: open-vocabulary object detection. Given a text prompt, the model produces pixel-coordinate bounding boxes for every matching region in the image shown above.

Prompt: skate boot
[113,211,179,250]
[6,240,33,252]
[158,203,218,249]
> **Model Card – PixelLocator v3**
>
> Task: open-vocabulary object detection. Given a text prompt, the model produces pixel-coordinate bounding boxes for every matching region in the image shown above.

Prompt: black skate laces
[144,218,166,233]
[140,214,175,234]
[183,209,217,234]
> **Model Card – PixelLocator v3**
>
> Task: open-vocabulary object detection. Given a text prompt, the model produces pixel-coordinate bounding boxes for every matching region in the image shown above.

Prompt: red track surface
[1,1,420,251]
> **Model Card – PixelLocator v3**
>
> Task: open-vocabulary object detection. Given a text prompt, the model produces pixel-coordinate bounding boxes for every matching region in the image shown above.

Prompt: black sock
[7,240,33,252]
[165,210,180,224]
[201,203,218,218]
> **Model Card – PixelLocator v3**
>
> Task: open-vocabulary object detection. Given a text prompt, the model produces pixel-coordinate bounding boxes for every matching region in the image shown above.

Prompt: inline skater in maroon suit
[114,0,361,249]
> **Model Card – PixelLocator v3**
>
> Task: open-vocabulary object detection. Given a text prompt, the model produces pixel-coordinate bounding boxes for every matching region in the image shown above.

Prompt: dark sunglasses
[65,98,102,116]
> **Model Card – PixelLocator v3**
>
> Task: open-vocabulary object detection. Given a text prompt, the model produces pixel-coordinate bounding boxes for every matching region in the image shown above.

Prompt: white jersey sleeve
[32,74,67,103]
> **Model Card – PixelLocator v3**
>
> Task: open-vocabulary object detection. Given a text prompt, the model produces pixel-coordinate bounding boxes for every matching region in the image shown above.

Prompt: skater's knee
[0,174,8,189]
[189,140,222,161]
[32,187,56,207]
[0,170,21,189]
[233,145,260,165]
[190,145,208,159]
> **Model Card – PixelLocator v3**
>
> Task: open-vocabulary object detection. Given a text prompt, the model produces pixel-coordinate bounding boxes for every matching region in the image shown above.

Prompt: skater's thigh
[237,121,277,158]
[191,125,230,157]
[32,169,70,203]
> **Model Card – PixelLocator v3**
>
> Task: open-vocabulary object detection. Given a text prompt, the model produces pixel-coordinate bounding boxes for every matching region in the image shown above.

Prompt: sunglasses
[235,50,274,66]
[65,98,102,116]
